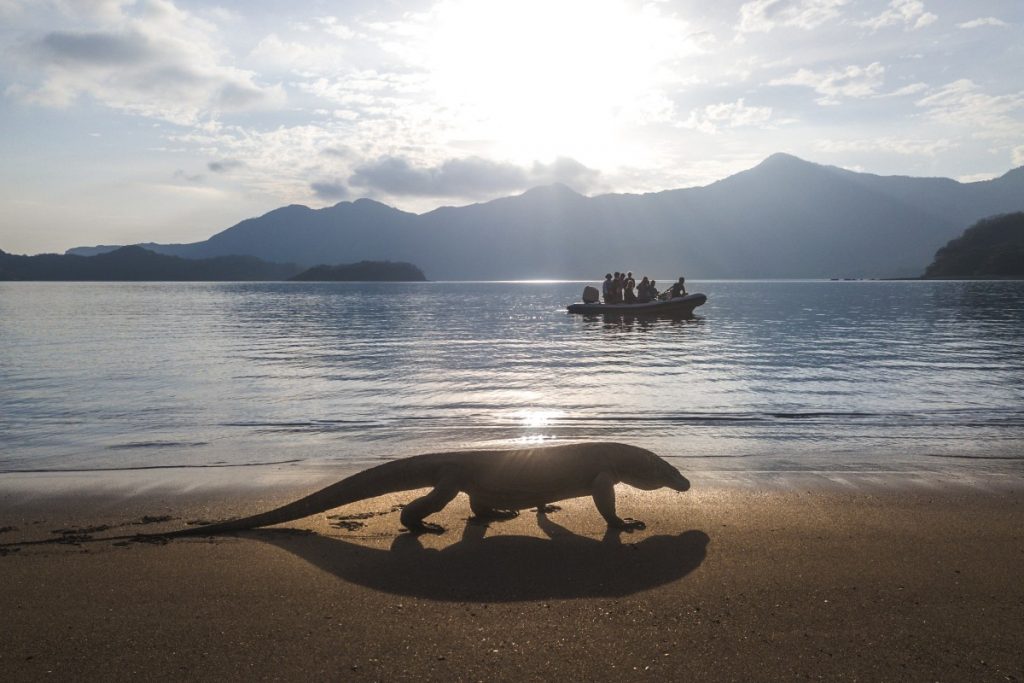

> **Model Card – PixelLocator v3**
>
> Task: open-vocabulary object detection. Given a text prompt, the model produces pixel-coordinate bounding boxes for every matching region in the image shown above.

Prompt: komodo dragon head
[614,447,691,492]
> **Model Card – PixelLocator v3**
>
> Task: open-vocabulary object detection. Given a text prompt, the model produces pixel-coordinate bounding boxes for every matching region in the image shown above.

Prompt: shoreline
[2,463,1021,502]
[2,476,1022,680]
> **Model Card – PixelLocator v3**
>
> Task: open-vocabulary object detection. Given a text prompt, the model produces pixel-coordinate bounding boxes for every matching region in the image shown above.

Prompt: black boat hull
[567,293,707,315]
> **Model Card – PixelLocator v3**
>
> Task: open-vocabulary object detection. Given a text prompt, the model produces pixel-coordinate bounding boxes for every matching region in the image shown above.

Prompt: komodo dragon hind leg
[399,476,460,534]
[469,500,520,521]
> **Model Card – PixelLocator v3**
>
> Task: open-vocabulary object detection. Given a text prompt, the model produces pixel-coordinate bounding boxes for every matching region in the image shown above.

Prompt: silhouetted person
[610,272,623,304]
[637,276,653,302]
[670,276,687,299]
[624,271,636,303]
[652,280,667,300]
[602,273,613,303]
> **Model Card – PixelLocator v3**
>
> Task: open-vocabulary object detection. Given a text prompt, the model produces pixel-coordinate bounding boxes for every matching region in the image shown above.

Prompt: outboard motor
[582,286,600,304]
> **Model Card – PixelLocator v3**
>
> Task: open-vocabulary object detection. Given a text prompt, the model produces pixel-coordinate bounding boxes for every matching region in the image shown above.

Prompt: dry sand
[1,474,1022,681]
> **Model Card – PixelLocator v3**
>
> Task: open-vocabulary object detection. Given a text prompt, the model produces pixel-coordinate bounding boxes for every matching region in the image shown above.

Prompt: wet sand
[1,475,1022,681]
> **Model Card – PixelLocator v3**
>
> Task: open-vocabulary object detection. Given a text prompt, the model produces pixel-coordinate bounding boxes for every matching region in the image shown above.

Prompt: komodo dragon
[160,442,691,537]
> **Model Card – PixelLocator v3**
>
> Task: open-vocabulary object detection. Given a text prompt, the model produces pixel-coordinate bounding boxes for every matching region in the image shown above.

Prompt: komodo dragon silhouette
[159,442,691,537]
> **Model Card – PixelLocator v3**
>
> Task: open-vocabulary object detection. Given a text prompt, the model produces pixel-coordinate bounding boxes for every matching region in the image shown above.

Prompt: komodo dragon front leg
[592,471,646,530]
[399,473,461,533]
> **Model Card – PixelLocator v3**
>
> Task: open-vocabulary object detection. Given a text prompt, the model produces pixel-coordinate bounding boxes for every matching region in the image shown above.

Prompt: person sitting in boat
[669,276,687,299]
[652,280,669,300]
[623,271,637,303]
[645,277,659,302]
[637,276,653,303]
[602,273,613,303]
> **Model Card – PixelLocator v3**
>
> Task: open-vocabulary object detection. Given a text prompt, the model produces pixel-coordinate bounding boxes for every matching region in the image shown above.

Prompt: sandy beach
[1,473,1022,681]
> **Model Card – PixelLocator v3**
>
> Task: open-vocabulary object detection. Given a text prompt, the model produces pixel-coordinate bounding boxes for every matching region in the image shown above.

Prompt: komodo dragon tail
[159,454,441,538]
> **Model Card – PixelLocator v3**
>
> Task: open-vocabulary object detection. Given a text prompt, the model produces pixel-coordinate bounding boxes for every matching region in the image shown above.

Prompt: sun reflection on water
[513,409,567,430]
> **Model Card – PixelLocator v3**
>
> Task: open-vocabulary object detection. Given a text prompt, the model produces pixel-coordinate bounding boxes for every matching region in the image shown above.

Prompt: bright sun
[426,0,689,165]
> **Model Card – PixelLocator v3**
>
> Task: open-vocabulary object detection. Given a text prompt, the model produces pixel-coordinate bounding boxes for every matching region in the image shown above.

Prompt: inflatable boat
[567,292,707,315]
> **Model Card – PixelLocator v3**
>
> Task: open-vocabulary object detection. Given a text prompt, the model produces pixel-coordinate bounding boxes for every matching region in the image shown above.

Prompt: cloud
[173,169,204,183]
[216,81,273,109]
[529,158,601,188]
[770,62,885,104]
[916,79,1024,140]
[956,172,999,183]
[148,182,226,199]
[349,156,527,197]
[320,146,353,158]
[10,0,285,123]
[1013,145,1024,167]
[814,137,955,156]
[207,159,243,173]
[315,16,356,40]
[883,82,928,97]
[858,0,937,31]
[170,122,345,200]
[48,0,134,22]
[36,31,154,65]
[297,69,424,109]
[248,32,350,74]
[681,98,774,134]
[0,0,23,18]
[737,0,849,33]
[348,156,599,197]
[310,180,349,200]
[177,114,601,206]
[957,17,1008,29]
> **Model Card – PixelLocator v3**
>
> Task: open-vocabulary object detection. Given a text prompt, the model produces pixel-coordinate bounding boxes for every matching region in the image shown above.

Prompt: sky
[0,0,1022,255]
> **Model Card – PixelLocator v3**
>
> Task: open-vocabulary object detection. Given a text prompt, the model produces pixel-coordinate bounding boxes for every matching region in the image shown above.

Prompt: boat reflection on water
[577,309,706,333]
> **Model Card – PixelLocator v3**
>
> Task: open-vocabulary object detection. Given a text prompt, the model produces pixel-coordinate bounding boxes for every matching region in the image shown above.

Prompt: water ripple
[1,280,1022,473]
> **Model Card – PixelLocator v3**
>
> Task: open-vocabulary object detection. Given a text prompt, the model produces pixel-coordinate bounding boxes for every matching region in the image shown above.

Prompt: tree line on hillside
[923,212,1024,278]
[0,245,426,282]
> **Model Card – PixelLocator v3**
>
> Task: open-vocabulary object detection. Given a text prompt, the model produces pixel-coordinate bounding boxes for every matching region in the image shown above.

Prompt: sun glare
[426,0,688,165]
[513,408,566,429]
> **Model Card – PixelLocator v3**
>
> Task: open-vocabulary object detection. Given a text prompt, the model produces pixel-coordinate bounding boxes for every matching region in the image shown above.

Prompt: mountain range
[67,154,1024,279]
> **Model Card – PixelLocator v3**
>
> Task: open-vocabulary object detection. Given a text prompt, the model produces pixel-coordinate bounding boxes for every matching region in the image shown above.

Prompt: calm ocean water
[1,280,1022,477]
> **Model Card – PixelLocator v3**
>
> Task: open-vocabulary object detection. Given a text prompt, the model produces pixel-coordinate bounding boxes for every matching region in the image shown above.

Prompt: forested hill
[923,213,1024,278]
[0,246,300,281]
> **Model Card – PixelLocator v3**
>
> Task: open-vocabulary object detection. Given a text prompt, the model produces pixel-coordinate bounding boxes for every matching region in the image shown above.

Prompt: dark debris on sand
[130,534,170,545]
[51,525,111,536]
[54,534,94,545]
[134,515,175,525]
[328,505,402,531]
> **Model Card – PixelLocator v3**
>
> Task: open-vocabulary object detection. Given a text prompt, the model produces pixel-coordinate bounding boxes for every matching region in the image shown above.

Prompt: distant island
[0,246,428,282]
[290,261,427,281]
[923,213,1024,279]
[0,245,301,281]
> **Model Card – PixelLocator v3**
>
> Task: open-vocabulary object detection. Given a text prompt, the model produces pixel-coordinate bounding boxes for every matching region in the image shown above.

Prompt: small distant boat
[567,293,707,315]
